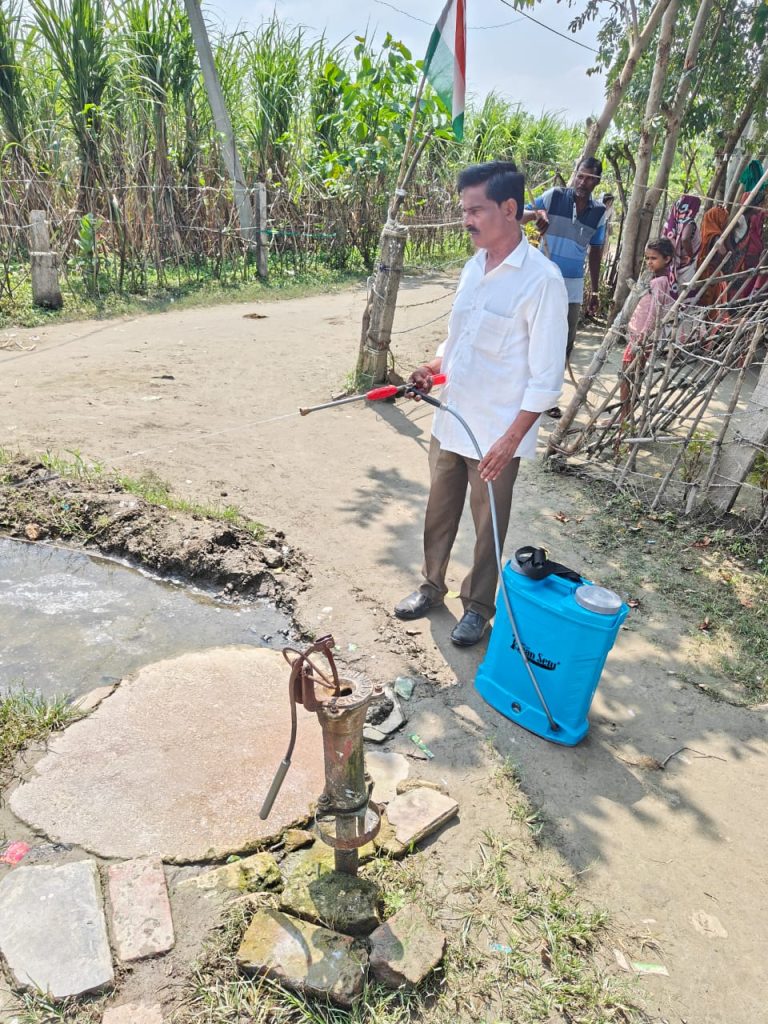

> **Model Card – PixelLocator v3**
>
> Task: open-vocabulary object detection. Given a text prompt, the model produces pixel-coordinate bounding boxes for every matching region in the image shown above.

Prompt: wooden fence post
[704,332,768,513]
[255,183,268,280]
[29,211,63,310]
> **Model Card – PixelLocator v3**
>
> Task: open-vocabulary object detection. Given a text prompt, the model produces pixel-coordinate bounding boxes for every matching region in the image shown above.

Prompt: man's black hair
[457,161,525,220]
[578,156,602,178]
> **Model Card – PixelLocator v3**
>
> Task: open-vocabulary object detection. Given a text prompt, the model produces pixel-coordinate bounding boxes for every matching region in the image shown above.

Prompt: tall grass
[245,15,306,181]
[0,0,28,150]
[29,0,113,201]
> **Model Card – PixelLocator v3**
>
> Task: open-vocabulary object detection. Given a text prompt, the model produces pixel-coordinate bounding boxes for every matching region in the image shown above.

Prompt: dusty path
[2,281,767,1023]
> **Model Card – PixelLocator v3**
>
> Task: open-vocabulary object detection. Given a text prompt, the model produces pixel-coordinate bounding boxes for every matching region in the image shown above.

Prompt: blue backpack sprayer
[299,376,628,746]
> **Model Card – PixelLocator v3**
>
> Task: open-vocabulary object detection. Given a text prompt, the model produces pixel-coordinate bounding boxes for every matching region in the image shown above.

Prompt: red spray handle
[367,373,446,402]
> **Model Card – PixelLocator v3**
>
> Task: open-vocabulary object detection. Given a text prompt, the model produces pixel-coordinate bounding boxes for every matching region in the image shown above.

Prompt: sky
[204,0,607,124]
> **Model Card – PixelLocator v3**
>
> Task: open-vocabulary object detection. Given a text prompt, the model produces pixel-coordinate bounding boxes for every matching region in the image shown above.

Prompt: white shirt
[432,235,568,460]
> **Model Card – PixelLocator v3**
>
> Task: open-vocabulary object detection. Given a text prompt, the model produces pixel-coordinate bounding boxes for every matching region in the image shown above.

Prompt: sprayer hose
[436,402,559,733]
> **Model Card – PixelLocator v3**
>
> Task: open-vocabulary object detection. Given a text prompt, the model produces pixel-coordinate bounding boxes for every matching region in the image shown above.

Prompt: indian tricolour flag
[423,0,467,141]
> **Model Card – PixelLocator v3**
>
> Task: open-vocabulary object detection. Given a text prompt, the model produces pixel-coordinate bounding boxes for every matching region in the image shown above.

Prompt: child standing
[600,237,674,428]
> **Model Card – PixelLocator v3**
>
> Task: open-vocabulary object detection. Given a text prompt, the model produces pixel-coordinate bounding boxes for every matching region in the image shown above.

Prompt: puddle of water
[0,538,293,700]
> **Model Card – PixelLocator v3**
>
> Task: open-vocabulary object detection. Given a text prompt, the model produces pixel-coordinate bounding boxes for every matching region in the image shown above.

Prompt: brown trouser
[566,302,581,358]
[419,436,520,621]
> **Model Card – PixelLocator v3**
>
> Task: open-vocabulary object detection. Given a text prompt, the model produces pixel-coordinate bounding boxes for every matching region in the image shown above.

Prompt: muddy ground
[1,280,767,1023]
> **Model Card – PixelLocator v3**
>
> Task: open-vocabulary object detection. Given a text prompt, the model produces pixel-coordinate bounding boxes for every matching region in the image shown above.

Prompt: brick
[108,858,174,962]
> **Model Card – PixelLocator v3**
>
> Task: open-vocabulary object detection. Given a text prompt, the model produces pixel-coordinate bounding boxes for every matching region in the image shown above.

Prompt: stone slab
[283,828,315,853]
[72,684,116,714]
[393,677,415,700]
[177,852,281,894]
[280,838,375,883]
[10,648,325,861]
[375,689,406,736]
[237,909,367,1007]
[102,1004,163,1024]
[279,868,380,936]
[280,842,379,934]
[0,860,114,997]
[369,905,446,987]
[108,858,174,962]
[366,751,409,804]
[381,788,458,850]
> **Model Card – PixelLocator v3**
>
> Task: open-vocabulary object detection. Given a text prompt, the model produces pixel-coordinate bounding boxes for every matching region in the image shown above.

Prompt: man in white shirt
[394,161,568,646]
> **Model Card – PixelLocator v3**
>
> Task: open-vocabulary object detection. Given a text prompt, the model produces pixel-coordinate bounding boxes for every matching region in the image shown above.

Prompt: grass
[580,484,768,704]
[0,451,268,543]
[115,469,267,541]
[0,264,368,330]
[0,689,75,788]
[14,993,108,1023]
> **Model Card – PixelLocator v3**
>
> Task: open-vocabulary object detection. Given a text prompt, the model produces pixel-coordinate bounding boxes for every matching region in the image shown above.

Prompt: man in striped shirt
[523,158,606,417]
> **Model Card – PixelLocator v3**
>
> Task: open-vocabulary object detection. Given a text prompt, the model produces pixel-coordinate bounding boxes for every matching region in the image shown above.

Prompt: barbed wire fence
[0,170,475,312]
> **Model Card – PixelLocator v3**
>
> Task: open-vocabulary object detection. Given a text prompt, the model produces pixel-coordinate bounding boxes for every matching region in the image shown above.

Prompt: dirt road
[2,281,767,1023]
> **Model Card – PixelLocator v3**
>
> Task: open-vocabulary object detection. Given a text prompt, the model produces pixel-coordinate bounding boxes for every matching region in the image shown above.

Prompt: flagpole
[388,70,428,221]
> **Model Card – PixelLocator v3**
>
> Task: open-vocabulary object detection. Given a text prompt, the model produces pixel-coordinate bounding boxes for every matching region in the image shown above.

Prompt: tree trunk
[632,0,717,259]
[576,0,674,168]
[611,0,679,315]
[705,329,768,512]
[182,0,255,243]
[356,222,408,386]
[707,49,768,201]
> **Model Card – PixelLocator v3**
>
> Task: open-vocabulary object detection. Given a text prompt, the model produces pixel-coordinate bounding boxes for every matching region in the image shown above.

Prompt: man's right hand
[408,365,435,394]
[534,209,549,234]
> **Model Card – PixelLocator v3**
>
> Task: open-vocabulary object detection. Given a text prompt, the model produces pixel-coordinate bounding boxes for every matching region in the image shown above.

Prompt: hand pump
[259,636,381,876]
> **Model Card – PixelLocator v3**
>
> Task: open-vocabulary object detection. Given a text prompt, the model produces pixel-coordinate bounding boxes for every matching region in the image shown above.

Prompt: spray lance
[297,374,560,734]
[299,374,447,416]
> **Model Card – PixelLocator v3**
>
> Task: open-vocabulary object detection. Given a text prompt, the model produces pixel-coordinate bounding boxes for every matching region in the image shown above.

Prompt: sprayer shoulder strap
[514,545,582,583]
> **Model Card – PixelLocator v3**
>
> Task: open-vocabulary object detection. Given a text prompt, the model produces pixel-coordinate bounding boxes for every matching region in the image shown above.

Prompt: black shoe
[394,590,442,620]
[545,406,562,419]
[450,611,487,647]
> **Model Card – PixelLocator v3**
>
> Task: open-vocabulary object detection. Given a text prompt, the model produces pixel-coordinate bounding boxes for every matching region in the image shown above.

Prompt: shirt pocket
[473,309,513,358]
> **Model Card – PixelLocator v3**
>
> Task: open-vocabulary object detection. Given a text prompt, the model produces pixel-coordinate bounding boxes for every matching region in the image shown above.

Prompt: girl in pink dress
[600,238,673,428]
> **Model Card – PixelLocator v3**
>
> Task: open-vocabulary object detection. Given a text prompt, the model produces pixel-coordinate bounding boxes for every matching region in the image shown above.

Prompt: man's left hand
[479,434,520,482]
[587,291,600,316]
